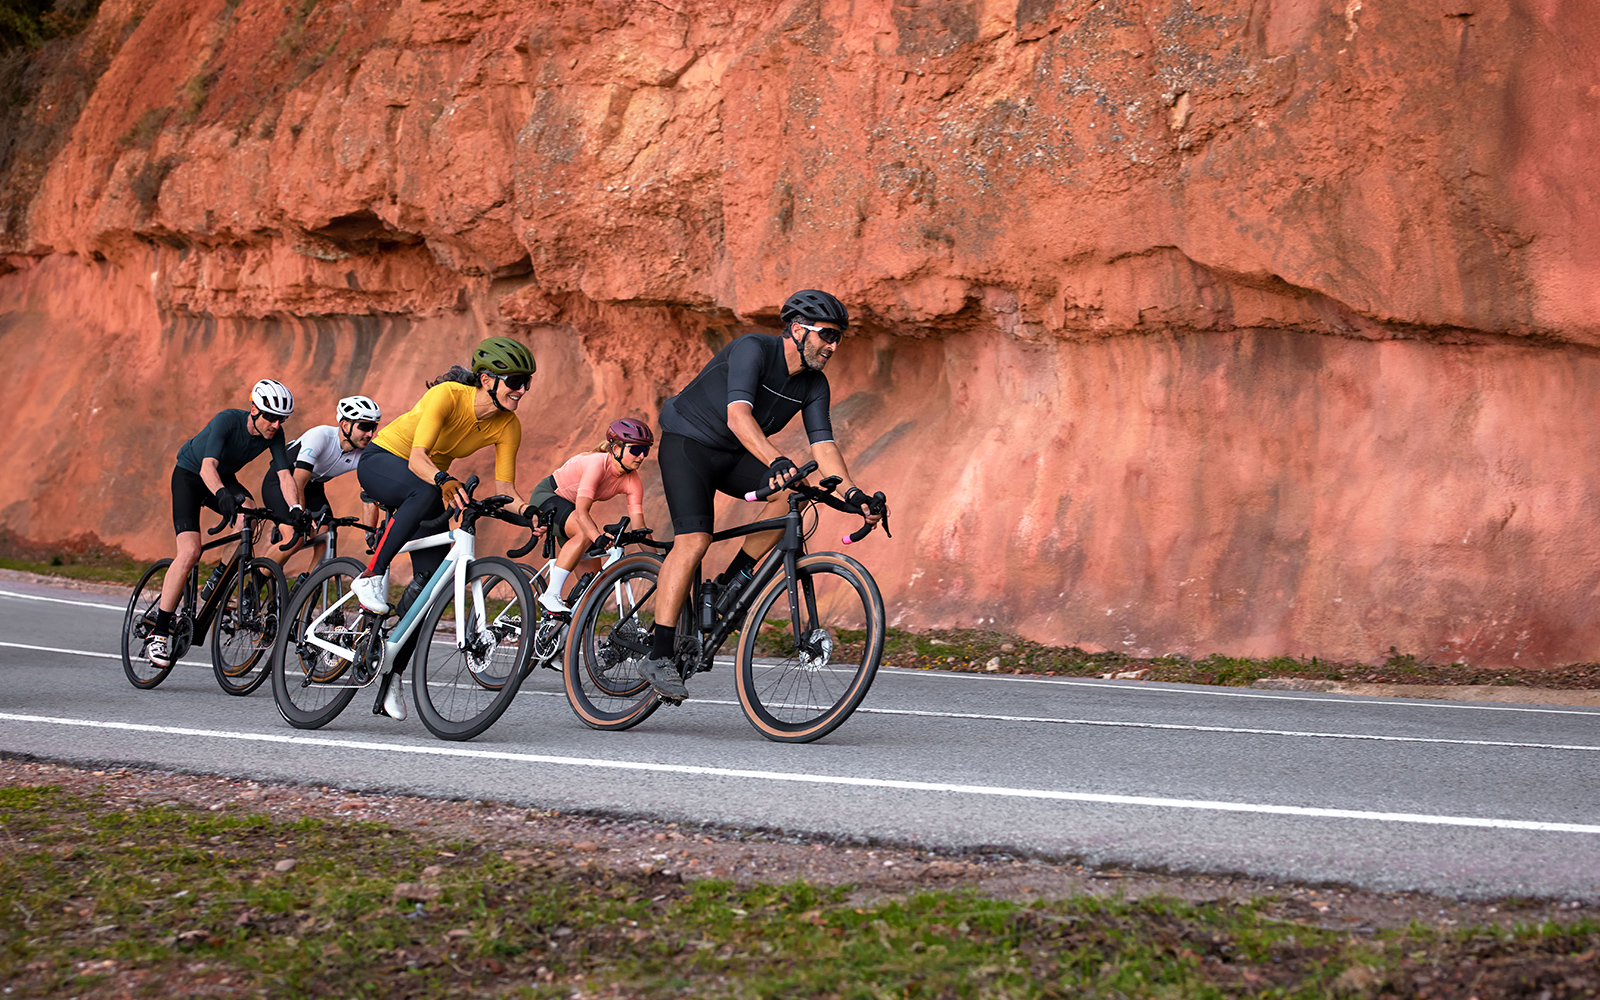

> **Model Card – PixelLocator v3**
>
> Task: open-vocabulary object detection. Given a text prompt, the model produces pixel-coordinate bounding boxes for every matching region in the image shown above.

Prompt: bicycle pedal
[657,693,686,707]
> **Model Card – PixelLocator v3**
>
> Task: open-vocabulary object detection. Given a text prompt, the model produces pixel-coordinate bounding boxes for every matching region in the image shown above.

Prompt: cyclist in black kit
[146,379,307,668]
[642,289,886,701]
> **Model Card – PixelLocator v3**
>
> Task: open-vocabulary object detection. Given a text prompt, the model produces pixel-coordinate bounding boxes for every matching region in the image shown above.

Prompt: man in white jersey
[261,395,383,568]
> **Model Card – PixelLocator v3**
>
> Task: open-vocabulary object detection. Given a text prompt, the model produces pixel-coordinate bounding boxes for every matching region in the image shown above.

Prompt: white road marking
[3,711,1598,835]
[0,641,207,669]
[0,589,125,612]
[5,641,1596,753]
[879,667,1600,717]
[851,705,1600,752]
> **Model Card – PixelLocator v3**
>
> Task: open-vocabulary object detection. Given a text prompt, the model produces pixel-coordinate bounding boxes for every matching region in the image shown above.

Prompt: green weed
[2,785,1596,998]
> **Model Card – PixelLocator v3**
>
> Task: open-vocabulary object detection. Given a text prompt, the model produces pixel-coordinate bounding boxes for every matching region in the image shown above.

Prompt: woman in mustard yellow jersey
[351,337,538,718]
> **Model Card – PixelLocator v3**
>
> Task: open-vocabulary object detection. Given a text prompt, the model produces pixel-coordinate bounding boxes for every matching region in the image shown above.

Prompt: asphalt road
[2,576,1598,900]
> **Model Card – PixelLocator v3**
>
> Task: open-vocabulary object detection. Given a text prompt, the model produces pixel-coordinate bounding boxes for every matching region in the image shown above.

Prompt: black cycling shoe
[639,655,688,704]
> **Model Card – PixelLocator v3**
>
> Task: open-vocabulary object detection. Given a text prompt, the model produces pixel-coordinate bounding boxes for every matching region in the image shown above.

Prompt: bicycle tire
[735,551,884,743]
[122,559,183,689]
[270,557,367,728]
[412,555,535,741]
[562,553,678,731]
[211,557,286,696]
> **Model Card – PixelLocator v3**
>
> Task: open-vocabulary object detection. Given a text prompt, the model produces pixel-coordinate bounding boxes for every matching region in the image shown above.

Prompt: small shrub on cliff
[117,104,167,148]
[176,70,214,125]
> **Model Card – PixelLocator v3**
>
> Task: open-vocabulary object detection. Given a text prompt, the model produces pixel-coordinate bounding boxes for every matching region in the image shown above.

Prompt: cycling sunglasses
[354,420,379,432]
[499,372,532,391]
[256,411,287,425]
[624,444,651,457]
[795,322,844,345]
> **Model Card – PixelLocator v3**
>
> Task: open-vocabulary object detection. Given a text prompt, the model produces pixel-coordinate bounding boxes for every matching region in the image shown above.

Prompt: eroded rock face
[3,0,1598,665]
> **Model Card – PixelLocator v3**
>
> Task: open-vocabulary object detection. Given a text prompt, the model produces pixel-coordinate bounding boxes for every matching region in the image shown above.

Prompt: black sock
[720,550,757,584]
[651,624,677,659]
[153,608,173,636]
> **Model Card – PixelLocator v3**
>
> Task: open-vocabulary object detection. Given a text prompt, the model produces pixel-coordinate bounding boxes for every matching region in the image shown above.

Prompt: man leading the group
[642,288,886,702]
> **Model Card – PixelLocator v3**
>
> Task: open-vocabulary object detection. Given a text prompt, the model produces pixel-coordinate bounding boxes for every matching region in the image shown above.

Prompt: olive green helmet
[471,336,536,377]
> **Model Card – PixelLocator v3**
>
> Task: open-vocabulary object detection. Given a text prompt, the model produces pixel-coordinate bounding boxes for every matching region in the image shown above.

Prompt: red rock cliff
[4,0,1599,666]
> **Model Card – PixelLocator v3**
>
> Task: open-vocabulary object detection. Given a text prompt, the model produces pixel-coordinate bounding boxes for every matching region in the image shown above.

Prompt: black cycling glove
[767,456,799,489]
[214,489,238,521]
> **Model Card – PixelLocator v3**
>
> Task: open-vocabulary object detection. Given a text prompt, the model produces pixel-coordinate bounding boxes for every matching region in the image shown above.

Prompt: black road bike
[121,506,305,694]
[563,462,888,743]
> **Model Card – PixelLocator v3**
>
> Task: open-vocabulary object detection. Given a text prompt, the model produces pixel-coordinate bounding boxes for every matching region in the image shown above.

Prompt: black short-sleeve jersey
[174,409,291,478]
[659,333,834,452]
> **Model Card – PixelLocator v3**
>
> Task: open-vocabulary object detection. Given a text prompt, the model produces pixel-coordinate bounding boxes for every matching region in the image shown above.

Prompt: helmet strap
[340,420,356,449]
[790,325,821,373]
[485,374,511,413]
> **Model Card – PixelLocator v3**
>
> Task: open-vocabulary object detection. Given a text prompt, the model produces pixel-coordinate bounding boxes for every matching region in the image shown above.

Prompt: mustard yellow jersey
[373,381,521,483]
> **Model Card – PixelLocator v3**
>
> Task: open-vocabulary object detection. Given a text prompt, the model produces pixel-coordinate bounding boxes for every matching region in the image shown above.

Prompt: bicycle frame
[299,525,484,678]
[185,523,258,645]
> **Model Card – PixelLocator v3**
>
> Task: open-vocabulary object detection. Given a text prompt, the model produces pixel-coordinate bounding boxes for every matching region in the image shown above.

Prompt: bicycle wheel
[122,559,184,689]
[412,556,535,741]
[735,552,884,743]
[211,557,286,695]
[562,553,676,731]
[271,557,367,729]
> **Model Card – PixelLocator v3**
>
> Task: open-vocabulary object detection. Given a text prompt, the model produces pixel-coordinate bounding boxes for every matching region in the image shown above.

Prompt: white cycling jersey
[290,424,361,483]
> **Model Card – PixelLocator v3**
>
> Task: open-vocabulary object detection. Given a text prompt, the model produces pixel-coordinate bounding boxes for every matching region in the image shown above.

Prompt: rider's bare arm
[289,466,312,508]
[726,402,784,467]
[199,456,226,496]
[406,445,440,486]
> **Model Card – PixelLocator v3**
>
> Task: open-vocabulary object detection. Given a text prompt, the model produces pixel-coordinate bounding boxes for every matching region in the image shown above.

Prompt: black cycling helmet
[471,336,536,377]
[779,289,849,332]
[606,418,654,447]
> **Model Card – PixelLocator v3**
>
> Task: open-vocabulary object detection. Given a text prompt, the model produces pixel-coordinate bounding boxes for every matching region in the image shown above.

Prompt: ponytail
[426,365,480,389]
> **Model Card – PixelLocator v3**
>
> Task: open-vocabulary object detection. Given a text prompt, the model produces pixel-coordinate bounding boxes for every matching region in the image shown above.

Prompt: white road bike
[269,476,538,741]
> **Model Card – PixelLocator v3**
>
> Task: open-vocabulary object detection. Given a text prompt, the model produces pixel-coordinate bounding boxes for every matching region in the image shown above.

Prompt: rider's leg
[260,468,305,567]
[651,531,710,658]
[355,447,444,612]
[159,531,202,616]
[160,466,215,618]
[540,512,592,611]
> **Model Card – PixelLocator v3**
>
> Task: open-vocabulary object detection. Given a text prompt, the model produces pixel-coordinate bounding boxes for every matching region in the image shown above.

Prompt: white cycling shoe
[352,572,390,614]
[382,676,408,721]
[538,590,570,615]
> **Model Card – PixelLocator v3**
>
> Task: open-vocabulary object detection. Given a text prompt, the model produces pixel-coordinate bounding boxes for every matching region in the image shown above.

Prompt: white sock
[541,566,571,610]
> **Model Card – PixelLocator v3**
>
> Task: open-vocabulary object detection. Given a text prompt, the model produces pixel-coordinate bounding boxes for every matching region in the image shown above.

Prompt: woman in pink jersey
[525,418,654,613]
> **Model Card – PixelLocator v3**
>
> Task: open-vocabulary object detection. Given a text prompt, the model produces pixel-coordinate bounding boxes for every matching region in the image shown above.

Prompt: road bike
[121,506,305,694]
[269,476,539,741]
[563,461,888,743]
[514,514,666,678]
[283,510,377,600]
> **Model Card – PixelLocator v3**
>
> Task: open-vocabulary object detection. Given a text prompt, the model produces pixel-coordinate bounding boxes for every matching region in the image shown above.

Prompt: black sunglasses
[795,322,843,345]
[354,420,379,432]
[624,444,651,457]
[500,372,532,391]
[256,411,286,424]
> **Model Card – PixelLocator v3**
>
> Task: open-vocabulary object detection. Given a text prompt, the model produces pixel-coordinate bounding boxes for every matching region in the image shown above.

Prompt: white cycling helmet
[336,395,381,423]
[251,379,294,418]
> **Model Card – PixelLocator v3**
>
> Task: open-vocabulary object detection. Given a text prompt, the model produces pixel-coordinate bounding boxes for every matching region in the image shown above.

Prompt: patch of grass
[880,626,1600,690]
[1,784,1595,998]
[272,0,318,58]
[175,70,214,125]
[116,104,168,149]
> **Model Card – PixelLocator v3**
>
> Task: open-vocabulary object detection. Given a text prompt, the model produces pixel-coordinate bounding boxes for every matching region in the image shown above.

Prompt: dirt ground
[2,758,1591,938]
